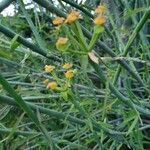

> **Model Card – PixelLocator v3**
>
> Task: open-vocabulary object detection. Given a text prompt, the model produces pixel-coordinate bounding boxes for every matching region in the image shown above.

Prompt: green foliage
[0,0,150,149]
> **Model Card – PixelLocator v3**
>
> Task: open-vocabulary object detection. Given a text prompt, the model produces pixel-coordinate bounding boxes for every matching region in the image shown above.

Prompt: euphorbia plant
[52,5,107,72]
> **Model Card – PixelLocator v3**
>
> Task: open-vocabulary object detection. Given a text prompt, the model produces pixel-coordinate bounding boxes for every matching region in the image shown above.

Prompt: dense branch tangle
[0,0,150,148]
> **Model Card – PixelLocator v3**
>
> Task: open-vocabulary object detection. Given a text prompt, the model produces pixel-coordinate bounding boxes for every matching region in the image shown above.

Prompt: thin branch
[113,7,150,84]
[0,95,126,136]
[0,24,61,61]
[99,57,150,66]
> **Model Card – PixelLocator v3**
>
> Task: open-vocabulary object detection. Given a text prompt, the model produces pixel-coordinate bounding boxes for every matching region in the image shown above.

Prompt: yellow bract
[47,82,58,90]
[63,63,73,69]
[95,5,107,14]
[65,70,74,79]
[94,16,106,25]
[65,10,82,24]
[94,5,107,26]
[43,79,49,85]
[44,65,55,73]
[52,17,65,26]
[56,37,68,46]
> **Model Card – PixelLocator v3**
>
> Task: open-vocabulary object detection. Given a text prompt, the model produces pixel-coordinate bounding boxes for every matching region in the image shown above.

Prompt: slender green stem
[18,0,47,50]
[0,73,54,149]
[90,60,150,116]
[0,95,126,136]
[0,57,37,72]
[123,8,150,57]
[0,128,37,136]
[0,95,85,126]
[0,24,60,62]
[113,7,150,85]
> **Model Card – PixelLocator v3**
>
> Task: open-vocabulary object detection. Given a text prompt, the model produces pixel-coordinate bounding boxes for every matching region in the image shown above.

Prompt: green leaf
[75,21,88,50]
[127,116,138,135]
[10,34,20,51]
[0,50,12,59]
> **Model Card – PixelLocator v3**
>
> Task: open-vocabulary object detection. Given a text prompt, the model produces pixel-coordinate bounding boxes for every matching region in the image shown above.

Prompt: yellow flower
[65,10,82,24]
[47,82,58,90]
[95,5,107,14]
[94,16,106,25]
[63,63,73,69]
[56,37,69,51]
[44,65,55,73]
[43,79,49,85]
[52,17,65,26]
[65,70,74,79]
[56,37,68,46]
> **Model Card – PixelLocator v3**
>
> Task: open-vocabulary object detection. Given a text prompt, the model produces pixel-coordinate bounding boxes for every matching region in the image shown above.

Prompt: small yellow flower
[95,5,107,14]
[94,16,106,25]
[52,17,65,26]
[65,10,82,24]
[56,37,69,51]
[43,79,49,85]
[47,82,58,90]
[63,63,73,69]
[56,37,68,46]
[44,65,55,73]
[65,70,74,79]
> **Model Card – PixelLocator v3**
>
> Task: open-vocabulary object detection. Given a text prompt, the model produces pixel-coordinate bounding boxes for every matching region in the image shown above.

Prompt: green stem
[90,60,150,116]
[74,21,88,51]
[0,73,54,149]
[113,7,150,85]
[18,0,47,50]
[0,95,126,136]
[0,128,37,136]
[0,24,60,62]
[88,26,104,51]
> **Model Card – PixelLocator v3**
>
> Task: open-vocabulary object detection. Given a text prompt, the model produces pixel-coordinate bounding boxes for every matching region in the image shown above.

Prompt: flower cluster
[95,5,107,15]
[65,70,74,79]
[47,82,58,90]
[44,65,55,73]
[52,17,65,26]
[43,63,75,91]
[52,10,82,27]
[65,10,82,24]
[94,16,106,26]
[94,5,107,26]
[63,63,73,69]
